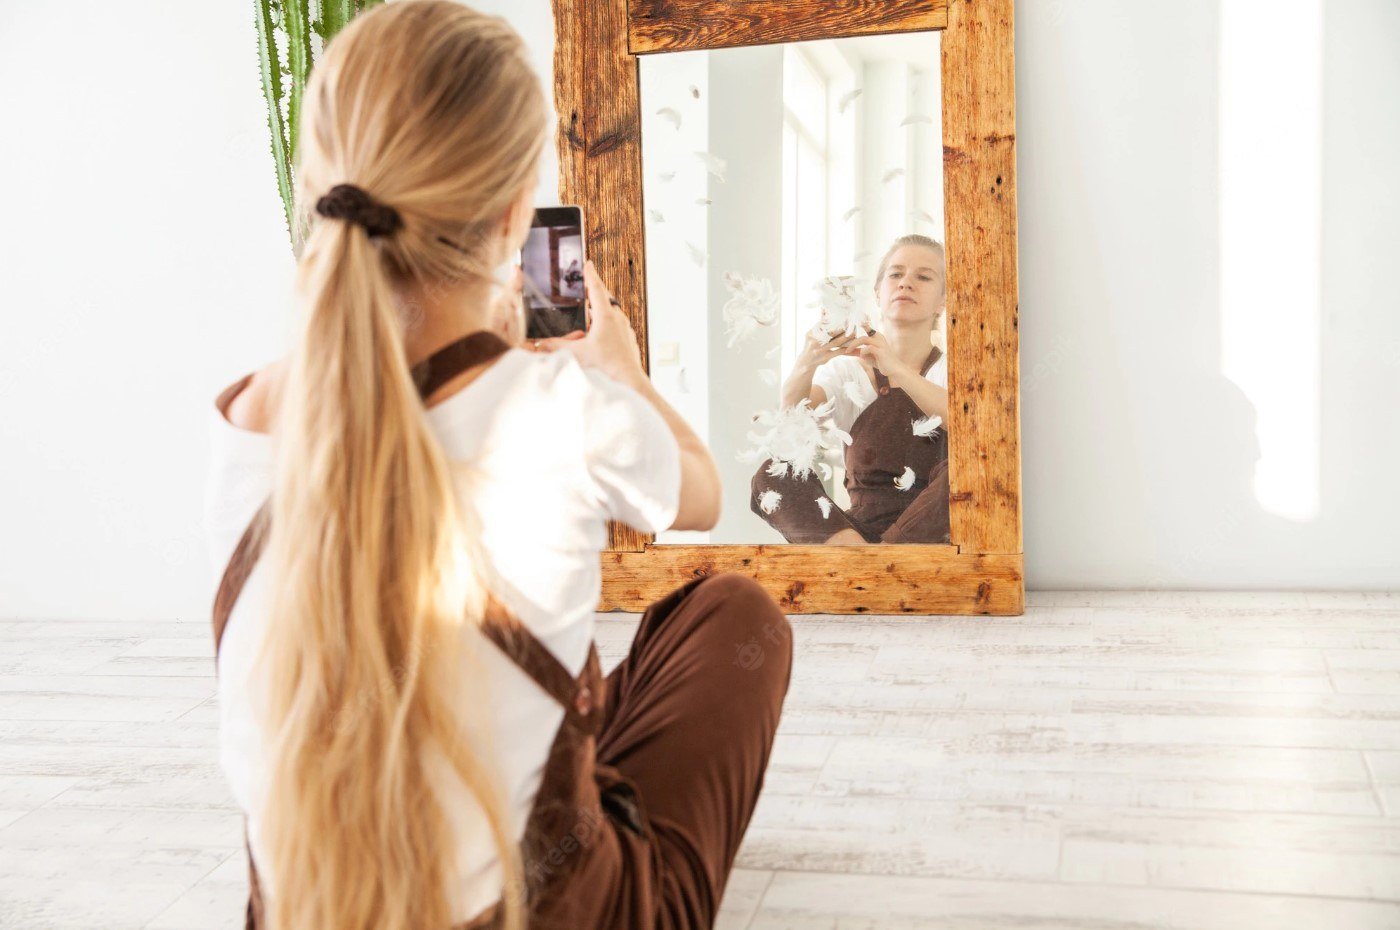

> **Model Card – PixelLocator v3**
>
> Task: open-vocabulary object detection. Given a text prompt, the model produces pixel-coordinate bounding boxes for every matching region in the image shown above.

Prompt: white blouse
[204,347,681,923]
[811,352,947,435]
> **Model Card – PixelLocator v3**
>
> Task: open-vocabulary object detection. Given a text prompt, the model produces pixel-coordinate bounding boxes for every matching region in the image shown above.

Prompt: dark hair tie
[314,183,403,239]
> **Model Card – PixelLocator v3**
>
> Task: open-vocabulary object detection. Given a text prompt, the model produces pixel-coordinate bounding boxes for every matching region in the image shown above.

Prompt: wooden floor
[1,591,1398,928]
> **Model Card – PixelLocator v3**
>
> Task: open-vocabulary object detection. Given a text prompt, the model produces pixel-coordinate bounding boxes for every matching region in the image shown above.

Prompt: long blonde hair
[259,3,546,928]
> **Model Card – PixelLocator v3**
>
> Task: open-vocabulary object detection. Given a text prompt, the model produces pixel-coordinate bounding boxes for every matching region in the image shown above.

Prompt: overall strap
[478,596,602,735]
[210,329,513,657]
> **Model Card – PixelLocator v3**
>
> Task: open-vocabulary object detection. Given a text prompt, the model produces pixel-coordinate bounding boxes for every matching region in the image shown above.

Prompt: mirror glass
[640,32,950,545]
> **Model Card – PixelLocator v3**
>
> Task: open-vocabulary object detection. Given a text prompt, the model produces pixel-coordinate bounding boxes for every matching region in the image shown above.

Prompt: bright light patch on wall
[1219,0,1322,521]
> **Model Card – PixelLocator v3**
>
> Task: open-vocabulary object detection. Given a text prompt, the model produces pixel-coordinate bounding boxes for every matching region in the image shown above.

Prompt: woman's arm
[781,331,858,409]
[614,369,721,532]
[889,369,948,422]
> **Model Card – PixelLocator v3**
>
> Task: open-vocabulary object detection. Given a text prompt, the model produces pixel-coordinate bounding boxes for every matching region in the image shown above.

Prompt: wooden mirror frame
[553,0,1023,615]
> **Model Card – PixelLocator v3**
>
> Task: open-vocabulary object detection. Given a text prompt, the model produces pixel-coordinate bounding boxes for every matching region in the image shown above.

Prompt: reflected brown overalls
[210,331,793,930]
[750,346,950,544]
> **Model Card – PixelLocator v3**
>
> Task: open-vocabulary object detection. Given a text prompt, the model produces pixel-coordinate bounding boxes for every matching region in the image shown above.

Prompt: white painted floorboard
[1,591,1397,928]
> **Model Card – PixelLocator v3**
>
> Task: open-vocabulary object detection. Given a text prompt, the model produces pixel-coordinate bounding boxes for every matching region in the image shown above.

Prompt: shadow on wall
[1017,0,1400,589]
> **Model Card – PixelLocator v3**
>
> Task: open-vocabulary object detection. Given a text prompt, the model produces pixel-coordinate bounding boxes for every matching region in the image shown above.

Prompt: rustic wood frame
[554,0,1023,614]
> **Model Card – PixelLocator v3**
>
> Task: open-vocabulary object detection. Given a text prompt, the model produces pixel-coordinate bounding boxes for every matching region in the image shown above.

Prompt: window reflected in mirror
[640,32,950,545]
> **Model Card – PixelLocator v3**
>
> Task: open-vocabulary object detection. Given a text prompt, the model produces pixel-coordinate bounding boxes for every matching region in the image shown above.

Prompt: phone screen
[520,206,587,339]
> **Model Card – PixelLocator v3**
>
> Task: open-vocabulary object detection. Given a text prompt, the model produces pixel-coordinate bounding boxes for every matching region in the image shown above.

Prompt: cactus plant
[254,0,383,253]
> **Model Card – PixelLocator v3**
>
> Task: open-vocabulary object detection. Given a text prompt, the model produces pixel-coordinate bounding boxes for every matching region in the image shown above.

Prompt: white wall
[0,1,1395,621]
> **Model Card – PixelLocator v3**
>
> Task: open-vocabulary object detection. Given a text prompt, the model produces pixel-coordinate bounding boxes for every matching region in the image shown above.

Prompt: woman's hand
[846,331,915,385]
[528,260,646,389]
[794,328,860,375]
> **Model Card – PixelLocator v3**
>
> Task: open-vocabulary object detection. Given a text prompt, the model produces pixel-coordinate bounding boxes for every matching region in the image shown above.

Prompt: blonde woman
[206,4,792,929]
[752,235,951,544]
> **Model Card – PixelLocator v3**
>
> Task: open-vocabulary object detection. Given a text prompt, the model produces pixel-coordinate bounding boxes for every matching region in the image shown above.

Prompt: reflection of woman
[205,5,790,930]
[751,234,951,544]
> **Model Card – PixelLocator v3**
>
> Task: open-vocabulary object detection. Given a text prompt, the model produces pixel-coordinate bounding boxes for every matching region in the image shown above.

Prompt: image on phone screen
[521,206,586,339]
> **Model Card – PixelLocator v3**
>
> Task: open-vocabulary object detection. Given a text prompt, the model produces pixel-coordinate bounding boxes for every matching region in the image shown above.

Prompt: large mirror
[639,32,950,546]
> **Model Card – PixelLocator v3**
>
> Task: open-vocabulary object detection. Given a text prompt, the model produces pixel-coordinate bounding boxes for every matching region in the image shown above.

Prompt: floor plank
[0,591,1396,928]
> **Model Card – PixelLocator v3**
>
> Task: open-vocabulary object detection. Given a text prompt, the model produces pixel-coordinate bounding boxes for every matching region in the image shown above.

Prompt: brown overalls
[211,331,793,930]
[750,347,950,544]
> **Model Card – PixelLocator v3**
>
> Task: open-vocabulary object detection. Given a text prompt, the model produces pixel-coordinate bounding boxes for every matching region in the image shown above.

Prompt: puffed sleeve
[576,366,682,534]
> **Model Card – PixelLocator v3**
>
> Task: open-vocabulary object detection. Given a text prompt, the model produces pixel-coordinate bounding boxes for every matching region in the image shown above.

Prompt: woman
[751,234,951,544]
[206,4,792,929]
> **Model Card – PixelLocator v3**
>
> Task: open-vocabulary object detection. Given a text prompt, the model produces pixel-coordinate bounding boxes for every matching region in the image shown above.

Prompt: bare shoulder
[223,360,288,434]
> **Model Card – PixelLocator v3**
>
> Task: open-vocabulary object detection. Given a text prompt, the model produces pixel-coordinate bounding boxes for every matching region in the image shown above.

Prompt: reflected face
[876,246,945,324]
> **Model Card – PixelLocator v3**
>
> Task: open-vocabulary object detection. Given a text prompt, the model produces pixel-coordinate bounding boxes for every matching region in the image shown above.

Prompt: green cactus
[254,0,383,254]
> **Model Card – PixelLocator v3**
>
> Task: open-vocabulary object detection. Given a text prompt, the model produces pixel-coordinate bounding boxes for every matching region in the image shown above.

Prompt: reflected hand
[796,329,860,374]
[846,331,912,382]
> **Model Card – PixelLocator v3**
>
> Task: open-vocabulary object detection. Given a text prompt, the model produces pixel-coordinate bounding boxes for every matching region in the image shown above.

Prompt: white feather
[764,343,782,359]
[689,84,701,99]
[843,381,865,405]
[766,458,789,477]
[811,275,871,338]
[721,272,780,348]
[656,107,682,129]
[838,88,862,113]
[758,368,779,386]
[685,241,708,267]
[841,205,861,222]
[900,113,933,126]
[912,415,942,437]
[815,496,833,519]
[660,171,676,182]
[694,150,727,182]
[739,399,851,481]
[894,466,916,491]
[882,167,905,184]
[758,489,782,514]
[695,197,712,206]
[647,209,664,224]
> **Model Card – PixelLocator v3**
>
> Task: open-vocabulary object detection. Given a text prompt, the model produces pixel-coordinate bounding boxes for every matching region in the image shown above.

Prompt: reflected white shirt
[811,352,947,435]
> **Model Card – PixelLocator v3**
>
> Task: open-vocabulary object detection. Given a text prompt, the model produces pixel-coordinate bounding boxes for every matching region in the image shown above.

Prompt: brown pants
[596,573,793,927]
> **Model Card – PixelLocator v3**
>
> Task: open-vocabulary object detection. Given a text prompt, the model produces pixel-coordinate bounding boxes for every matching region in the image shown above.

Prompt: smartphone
[520,206,587,339]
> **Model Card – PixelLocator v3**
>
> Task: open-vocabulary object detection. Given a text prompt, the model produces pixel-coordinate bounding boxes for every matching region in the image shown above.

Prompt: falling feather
[695,197,712,206]
[677,366,690,394]
[815,496,833,519]
[853,249,872,263]
[758,489,783,514]
[689,84,701,99]
[694,150,727,182]
[843,381,865,405]
[912,415,942,437]
[838,88,862,113]
[647,209,665,224]
[759,368,779,386]
[841,205,861,222]
[816,462,833,482]
[908,209,936,225]
[721,272,779,347]
[764,343,782,360]
[766,459,789,477]
[894,466,916,491]
[812,275,871,338]
[686,241,708,267]
[739,398,851,481]
[882,167,905,184]
[656,107,682,129]
[660,171,676,182]
[900,113,934,126]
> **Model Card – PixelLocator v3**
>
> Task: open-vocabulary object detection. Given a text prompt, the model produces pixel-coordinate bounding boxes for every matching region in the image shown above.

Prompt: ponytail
[251,3,547,928]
